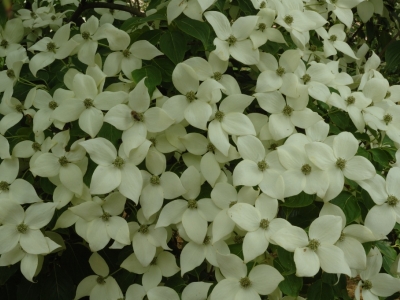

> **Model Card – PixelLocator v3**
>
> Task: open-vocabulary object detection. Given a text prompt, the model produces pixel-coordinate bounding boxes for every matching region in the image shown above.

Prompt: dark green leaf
[382,254,395,274]
[114,269,136,293]
[214,0,226,11]
[60,243,92,285]
[356,147,370,160]
[151,57,175,82]
[146,0,162,11]
[259,41,281,55]
[96,122,122,147]
[40,177,56,195]
[0,265,18,285]
[164,273,186,293]
[329,110,351,130]
[175,17,211,50]
[137,29,163,45]
[277,246,296,273]
[385,41,400,72]
[331,191,360,224]
[279,274,302,297]
[121,14,167,31]
[17,278,40,300]
[370,148,392,167]
[131,65,162,96]
[228,243,243,260]
[289,204,320,228]
[236,0,257,15]
[282,192,315,208]
[307,279,334,300]
[159,31,187,65]
[39,264,75,300]
[375,241,397,260]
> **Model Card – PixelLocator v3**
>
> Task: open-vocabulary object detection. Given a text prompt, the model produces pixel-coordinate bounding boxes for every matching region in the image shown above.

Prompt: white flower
[0,18,24,57]
[316,24,358,59]
[167,0,215,23]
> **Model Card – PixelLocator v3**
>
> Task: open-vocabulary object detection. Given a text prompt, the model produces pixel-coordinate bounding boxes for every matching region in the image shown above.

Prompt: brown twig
[69,0,145,24]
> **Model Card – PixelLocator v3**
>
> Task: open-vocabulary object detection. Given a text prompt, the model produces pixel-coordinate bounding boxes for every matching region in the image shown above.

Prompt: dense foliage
[1,0,400,299]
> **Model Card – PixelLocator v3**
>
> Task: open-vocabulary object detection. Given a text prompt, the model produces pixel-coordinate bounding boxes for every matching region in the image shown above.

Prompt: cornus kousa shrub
[2,0,400,299]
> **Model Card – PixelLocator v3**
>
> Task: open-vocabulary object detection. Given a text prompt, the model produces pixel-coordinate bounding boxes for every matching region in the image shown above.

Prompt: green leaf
[329,110,352,130]
[96,122,122,147]
[214,0,226,11]
[151,58,175,82]
[279,274,302,297]
[121,13,167,31]
[0,265,18,285]
[277,246,296,273]
[307,279,335,300]
[60,243,92,285]
[39,264,75,300]
[282,191,315,208]
[114,269,136,293]
[370,148,392,167]
[40,177,56,195]
[289,204,320,228]
[228,243,243,260]
[385,41,400,73]
[137,29,163,45]
[159,31,187,65]
[375,241,397,260]
[164,273,186,293]
[236,0,257,15]
[131,65,162,96]
[175,17,211,50]
[330,191,360,224]
[17,278,40,300]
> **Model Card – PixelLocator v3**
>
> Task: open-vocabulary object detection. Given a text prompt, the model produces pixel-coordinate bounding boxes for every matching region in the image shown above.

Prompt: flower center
[7,69,15,79]
[234,235,244,243]
[385,91,391,99]
[123,49,131,58]
[32,142,41,152]
[346,96,355,105]
[301,164,312,175]
[48,100,58,110]
[276,66,285,77]
[239,277,252,289]
[84,98,94,109]
[387,195,399,207]
[0,39,9,48]
[314,55,321,63]
[284,15,294,25]
[310,45,317,52]
[138,224,149,234]
[58,156,69,166]
[362,280,372,290]
[282,105,293,116]
[302,74,311,84]
[131,110,144,122]
[308,239,320,251]
[258,23,266,32]
[207,143,216,152]
[0,181,10,191]
[187,199,197,209]
[257,160,268,171]
[17,223,28,234]
[101,212,111,221]
[149,137,156,147]
[150,175,160,185]
[260,1,266,8]
[113,157,124,168]
[203,235,211,245]
[383,113,393,125]
[338,232,345,242]
[96,276,106,285]
[51,15,56,21]
[259,219,270,229]
[186,91,197,102]
[82,31,90,40]
[215,111,224,122]
[229,201,237,208]
[213,72,222,81]
[47,42,57,52]
[335,158,346,170]
[329,35,337,42]
[15,104,24,113]
[269,143,278,150]
[227,35,237,46]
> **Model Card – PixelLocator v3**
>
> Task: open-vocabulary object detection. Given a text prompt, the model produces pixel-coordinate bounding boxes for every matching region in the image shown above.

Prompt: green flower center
[301,164,312,175]
[207,143,216,152]
[282,105,293,116]
[32,142,41,152]
[284,15,294,25]
[203,235,211,245]
[362,280,372,290]
[51,15,56,21]
[276,66,285,77]
[329,35,337,42]
[138,224,149,234]
[338,232,345,242]
[101,212,111,221]
[213,72,222,81]
[0,181,10,191]
[215,111,225,122]
[131,111,144,122]
[383,113,393,125]
[239,277,252,289]
[308,239,320,251]
[229,201,237,208]
[150,175,160,185]
[15,104,24,113]
[17,223,28,234]
[113,157,125,168]
[47,42,57,52]
[186,91,197,102]
[335,158,346,170]
[84,98,94,109]
[109,9,115,14]
[30,12,36,18]
[314,55,321,63]
[82,31,90,40]
[227,35,237,46]
[0,39,9,48]
[258,23,266,32]
[346,96,355,105]
[269,143,278,150]
[48,100,58,110]
[385,91,391,99]
[234,235,244,244]
[387,195,399,207]
[58,156,69,166]
[123,49,131,58]
[149,137,157,147]
[96,276,106,285]
[187,199,197,209]
[310,45,317,52]
[260,219,270,229]
[302,74,311,84]
[258,160,268,171]
[7,69,15,79]
[260,1,266,8]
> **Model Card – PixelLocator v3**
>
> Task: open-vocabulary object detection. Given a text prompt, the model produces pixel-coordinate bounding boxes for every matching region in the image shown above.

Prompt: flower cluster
[0,0,400,299]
